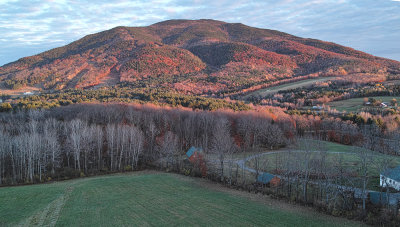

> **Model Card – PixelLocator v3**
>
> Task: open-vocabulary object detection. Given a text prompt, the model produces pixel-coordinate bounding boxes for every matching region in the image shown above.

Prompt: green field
[327,96,400,112]
[0,172,360,226]
[245,77,336,98]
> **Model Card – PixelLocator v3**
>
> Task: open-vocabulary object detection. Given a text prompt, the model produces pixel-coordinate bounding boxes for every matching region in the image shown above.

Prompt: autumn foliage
[0,19,398,94]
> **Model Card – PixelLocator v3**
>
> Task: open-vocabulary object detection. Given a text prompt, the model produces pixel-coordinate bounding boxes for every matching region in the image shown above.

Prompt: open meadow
[244,77,336,98]
[327,96,400,112]
[0,172,361,226]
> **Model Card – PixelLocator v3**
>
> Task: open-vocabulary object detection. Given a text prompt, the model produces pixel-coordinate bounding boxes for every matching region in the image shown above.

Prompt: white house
[312,106,323,110]
[23,91,34,95]
[380,166,400,191]
[0,99,2,103]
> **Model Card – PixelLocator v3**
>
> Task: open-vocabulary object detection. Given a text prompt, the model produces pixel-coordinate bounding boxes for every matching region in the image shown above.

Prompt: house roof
[186,146,203,158]
[257,172,275,184]
[382,166,400,182]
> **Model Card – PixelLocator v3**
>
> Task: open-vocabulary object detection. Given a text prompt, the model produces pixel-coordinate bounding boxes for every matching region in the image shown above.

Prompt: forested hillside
[1,19,399,95]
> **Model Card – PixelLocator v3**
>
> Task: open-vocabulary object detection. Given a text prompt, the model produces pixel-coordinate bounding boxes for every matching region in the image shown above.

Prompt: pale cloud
[0,0,399,65]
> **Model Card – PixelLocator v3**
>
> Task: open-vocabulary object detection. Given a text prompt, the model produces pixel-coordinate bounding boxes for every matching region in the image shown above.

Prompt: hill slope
[0,19,399,95]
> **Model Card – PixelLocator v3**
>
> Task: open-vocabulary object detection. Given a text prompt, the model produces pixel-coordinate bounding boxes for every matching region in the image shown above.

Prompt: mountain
[1,19,399,95]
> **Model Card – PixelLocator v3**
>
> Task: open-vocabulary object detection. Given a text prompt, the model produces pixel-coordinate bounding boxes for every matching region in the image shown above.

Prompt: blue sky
[0,0,399,66]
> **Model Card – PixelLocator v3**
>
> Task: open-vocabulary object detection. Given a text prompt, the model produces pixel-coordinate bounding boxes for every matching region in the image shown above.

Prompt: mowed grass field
[245,77,336,98]
[0,172,361,226]
[327,96,400,112]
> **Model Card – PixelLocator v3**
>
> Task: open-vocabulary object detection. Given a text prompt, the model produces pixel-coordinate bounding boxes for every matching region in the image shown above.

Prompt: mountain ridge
[1,19,399,94]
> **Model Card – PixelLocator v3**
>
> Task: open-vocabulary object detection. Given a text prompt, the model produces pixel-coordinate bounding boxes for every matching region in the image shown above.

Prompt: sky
[0,0,399,66]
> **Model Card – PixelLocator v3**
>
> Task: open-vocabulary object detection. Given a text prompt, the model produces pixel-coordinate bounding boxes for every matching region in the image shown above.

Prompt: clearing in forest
[244,77,336,99]
[327,96,400,112]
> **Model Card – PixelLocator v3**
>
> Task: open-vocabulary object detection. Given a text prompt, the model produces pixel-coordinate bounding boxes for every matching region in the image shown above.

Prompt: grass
[245,77,336,98]
[0,172,360,226]
[327,96,400,112]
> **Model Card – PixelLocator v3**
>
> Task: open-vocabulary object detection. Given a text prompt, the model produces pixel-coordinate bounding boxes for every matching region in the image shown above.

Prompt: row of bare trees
[0,104,289,185]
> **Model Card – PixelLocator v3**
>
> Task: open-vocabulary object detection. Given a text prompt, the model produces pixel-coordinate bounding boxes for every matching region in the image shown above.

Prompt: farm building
[380,166,400,191]
[257,172,280,187]
[186,147,207,177]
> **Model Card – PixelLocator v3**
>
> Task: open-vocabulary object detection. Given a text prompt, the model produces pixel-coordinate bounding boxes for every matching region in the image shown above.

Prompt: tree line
[0,103,287,185]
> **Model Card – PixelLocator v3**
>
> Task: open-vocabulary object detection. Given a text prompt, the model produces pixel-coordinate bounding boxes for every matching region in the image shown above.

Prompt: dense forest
[0,87,250,111]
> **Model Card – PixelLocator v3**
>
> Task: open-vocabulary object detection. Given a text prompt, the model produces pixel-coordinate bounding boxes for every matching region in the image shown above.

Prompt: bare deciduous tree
[211,117,234,182]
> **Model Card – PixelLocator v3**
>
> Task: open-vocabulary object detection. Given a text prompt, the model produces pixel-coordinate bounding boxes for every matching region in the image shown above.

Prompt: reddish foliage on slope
[0,19,398,93]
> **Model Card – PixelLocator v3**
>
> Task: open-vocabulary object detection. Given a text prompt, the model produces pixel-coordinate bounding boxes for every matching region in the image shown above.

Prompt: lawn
[245,77,336,98]
[0,172,360,226]
[327,96,400,112]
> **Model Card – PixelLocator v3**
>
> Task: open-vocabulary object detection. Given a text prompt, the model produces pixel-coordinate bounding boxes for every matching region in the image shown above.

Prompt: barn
[380,166,400,191]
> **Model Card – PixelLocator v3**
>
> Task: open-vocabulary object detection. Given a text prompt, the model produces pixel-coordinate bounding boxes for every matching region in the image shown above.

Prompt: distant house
[0,99,2,103]
[364,102,371,106]
[23,91,34,95]
[380,166,400,190]
[312,106,323,110]
[380,103,388,108]
[257,172,280,187]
